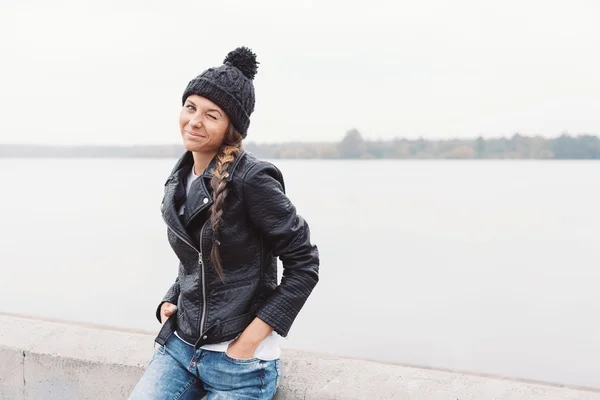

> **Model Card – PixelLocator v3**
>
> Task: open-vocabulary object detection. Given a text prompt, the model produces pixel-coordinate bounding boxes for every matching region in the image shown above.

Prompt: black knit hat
[182,47,259,138]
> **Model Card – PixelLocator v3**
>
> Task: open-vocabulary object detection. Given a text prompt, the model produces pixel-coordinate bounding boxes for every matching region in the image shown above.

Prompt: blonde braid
[209,126,242,279]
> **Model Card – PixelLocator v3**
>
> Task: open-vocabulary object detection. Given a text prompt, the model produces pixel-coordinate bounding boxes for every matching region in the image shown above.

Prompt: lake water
[0,158,599,390]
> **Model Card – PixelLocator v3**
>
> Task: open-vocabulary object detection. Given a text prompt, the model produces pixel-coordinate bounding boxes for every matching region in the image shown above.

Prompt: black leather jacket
[154,150,319,350]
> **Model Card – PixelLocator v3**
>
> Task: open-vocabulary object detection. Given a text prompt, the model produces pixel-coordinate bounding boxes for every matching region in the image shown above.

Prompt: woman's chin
[182,137,205,152]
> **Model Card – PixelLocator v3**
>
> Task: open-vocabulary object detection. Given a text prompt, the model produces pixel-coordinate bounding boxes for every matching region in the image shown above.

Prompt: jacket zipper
[162,216,209,340]
[198,221,208,337]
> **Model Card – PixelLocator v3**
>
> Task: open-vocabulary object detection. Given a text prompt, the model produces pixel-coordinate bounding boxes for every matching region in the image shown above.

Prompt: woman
[129,47,320,399]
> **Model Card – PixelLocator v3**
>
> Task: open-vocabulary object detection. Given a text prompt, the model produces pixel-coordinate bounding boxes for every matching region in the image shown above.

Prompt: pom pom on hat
[223,46,259,80]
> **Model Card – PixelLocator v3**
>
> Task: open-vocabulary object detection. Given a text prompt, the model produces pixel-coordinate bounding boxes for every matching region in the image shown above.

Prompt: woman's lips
[185,130,206,138]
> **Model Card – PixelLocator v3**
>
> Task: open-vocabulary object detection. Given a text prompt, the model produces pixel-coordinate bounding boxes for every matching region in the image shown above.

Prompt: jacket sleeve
[242,161,320,337]
[155,277,180,323]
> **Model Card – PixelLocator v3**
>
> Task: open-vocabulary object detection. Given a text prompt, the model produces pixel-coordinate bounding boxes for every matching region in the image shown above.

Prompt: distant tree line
[1,131,599,159]
[246,130,600,159]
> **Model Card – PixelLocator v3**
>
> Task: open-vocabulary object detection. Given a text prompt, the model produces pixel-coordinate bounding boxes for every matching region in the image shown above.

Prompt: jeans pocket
[223,351,259,364]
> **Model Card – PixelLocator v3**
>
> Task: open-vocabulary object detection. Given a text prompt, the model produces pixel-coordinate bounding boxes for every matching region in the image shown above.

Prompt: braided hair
[209,124,243,279]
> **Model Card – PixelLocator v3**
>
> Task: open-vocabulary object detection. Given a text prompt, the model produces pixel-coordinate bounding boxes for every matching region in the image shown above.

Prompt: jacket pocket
[207,279,259,325]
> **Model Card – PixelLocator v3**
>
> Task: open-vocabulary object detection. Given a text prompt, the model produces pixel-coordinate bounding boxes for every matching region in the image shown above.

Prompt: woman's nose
[189,114,202,128]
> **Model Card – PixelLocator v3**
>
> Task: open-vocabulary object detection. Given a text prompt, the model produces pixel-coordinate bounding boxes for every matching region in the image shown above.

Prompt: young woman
[128,47,320,399]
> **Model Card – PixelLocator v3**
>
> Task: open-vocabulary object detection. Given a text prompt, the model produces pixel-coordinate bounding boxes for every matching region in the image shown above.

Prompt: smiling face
[179,95,230,154]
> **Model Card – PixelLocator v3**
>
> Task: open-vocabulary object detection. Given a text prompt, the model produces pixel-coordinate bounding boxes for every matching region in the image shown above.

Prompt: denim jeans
[129,333,281,399]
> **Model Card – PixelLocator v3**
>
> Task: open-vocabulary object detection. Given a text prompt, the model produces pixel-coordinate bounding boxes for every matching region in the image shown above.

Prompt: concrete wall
[1,314,599,400]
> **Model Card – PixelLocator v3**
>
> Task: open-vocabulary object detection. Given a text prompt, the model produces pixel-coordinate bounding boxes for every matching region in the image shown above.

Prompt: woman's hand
[160,302,177,325]
[226,338,258,360]
[226,317,274,359]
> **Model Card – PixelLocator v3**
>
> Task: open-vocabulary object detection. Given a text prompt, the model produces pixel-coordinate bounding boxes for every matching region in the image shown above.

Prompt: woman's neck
[191,150,218,176]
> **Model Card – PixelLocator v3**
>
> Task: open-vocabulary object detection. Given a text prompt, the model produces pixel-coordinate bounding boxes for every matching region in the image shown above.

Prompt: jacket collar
[161,149,246,244]
[167,149,246,184]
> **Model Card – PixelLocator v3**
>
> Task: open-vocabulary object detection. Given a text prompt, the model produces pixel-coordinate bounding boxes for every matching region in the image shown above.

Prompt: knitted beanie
[181,47,259,138]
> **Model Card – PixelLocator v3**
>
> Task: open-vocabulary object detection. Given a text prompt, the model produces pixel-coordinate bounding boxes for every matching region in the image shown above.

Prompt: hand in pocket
[160,302,177,325]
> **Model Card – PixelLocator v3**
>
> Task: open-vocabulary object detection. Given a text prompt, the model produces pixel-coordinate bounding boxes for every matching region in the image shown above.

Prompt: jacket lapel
[183,173,213,227]
[161,152,198,250]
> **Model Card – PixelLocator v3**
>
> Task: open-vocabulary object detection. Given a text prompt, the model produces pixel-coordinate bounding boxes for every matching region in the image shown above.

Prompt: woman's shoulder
[235,151,284,180]
[233,151,286,192]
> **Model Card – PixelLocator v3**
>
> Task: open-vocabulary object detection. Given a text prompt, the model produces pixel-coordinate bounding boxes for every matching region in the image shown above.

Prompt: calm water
[1,158,599,389]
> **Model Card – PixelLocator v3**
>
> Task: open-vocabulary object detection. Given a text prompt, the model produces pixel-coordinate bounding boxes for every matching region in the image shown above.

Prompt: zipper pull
[198,253,203,265]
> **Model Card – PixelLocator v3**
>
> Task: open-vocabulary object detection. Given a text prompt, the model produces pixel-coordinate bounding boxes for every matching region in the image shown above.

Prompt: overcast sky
[1,0,598,145]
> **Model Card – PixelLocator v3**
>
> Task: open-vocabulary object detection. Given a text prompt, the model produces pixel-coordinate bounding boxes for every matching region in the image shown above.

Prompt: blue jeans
[129,334,281,399]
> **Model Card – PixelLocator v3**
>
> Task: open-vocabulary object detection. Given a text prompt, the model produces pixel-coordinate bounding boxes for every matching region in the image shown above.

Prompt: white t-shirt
[174,165,281,360]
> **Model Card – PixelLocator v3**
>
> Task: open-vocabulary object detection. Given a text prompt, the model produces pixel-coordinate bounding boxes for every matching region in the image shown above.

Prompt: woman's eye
[186,105,195,111]
[207,114,217,120]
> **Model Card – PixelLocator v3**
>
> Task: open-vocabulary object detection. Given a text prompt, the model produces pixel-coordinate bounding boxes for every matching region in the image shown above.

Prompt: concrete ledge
[1,314,599,400]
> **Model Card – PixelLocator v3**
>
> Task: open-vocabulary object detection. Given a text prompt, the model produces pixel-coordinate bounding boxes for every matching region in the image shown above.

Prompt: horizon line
[1,132,598,148]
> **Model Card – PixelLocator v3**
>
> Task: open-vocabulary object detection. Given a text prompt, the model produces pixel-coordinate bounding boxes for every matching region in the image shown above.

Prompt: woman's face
[179,95,230,153]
